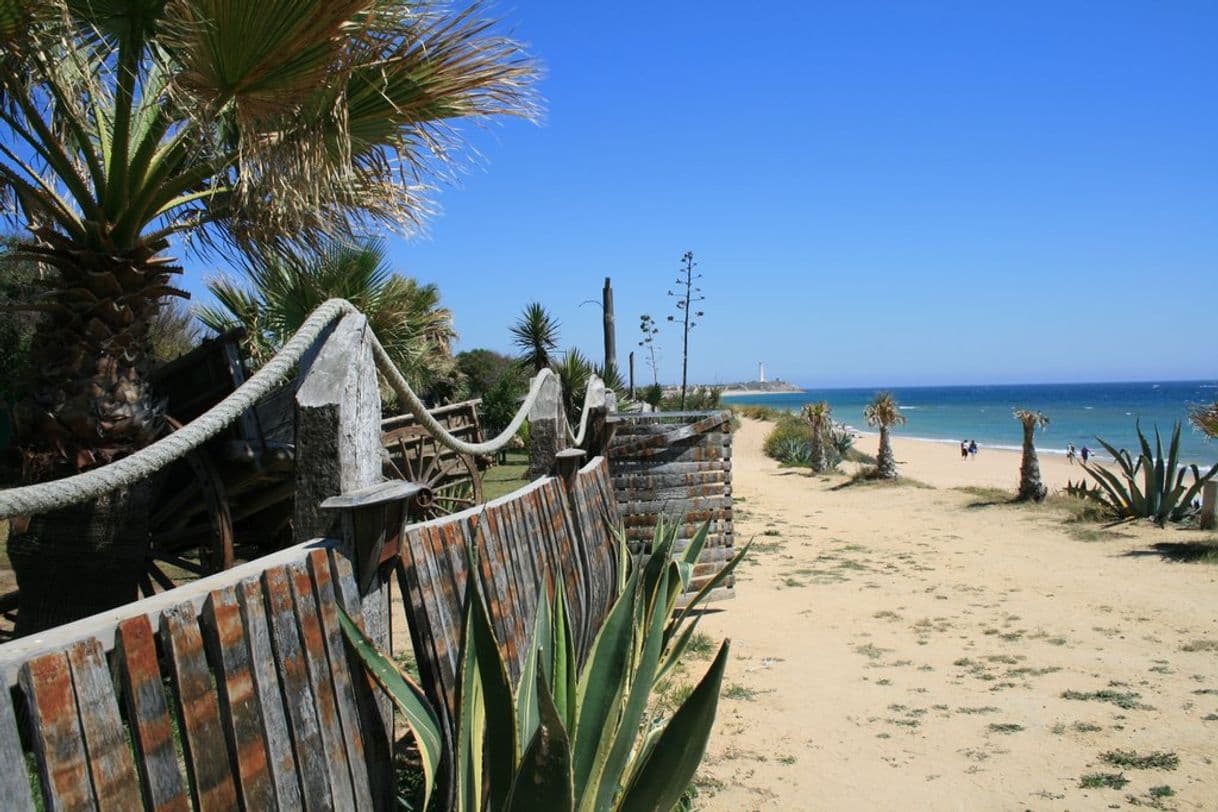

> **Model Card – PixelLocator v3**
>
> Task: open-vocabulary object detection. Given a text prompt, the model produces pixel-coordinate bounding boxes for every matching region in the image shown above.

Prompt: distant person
[968,439,978,458]
[1066,443,1076,464]
[961,441,968,460]
[1080,446,1091,464]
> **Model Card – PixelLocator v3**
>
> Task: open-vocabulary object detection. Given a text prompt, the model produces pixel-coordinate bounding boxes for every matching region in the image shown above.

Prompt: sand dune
[693,419,1218,810]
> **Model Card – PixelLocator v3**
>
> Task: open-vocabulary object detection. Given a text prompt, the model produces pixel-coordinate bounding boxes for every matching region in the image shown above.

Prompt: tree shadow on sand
[1122,540,1218,564]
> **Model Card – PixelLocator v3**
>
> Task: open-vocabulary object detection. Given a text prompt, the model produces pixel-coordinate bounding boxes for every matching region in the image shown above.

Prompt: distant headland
[711,379,804,397]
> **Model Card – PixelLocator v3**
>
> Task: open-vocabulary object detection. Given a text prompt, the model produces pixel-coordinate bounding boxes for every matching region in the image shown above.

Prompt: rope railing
[0,298,605,519]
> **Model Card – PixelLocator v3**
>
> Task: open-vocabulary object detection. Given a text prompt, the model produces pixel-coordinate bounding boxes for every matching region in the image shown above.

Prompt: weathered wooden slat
[396,527,452,716]
[615,483,730,503]
[621,508,730,528]
[200,587,276,810]
[236,577,302,810]
[611,470,727,490]
[114,616,189,812]
[262,565,333,811]
[20,651,98,811]
[0,678,36,811]
[619,495,731,516]
[610,442,728,464]
[481,501,530,677]
[66,638,142,810]
[329,551,394,812]
[306,550,374,811]
[608,460,731,476]
[609,414,728,455]
[288,560,357,812]
[675,586,735,608]
[160,603,239,811]
[622,521,733,541]
[471,506,522,676]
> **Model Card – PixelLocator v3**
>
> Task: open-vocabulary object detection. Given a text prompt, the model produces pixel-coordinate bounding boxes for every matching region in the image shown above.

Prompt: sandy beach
[692,418,1218,810]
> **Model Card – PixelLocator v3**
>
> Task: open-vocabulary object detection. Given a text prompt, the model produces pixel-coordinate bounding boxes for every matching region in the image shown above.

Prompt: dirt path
[693,419,1218,810]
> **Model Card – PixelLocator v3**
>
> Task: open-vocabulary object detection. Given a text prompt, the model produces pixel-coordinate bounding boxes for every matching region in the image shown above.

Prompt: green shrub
[730,404,784,422]
[763,416,854,470]
[1084,422,1218,526]
[661,386,722,411]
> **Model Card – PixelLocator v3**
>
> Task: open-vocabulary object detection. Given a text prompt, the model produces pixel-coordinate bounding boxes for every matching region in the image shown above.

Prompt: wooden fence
[608,410,735,602]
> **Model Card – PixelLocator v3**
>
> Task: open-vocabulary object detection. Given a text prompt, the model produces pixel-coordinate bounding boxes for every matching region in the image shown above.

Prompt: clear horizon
[178,2,1218,388]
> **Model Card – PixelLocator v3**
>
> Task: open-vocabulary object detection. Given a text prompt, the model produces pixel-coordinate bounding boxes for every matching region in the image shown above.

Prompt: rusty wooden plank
[114,616,189,812]
[160,603,239,812]
[622,521,733,541]
[306,550,374,812]
[235,577,302,810]
[470,508,520,676]
[66,638,141,810]
[404,524,460,714]
[262,565,333,811]
[19,651,97,811]
[288,560,357,812]
[0,678,36,811]
[329,551,394,812]
[612,442,728,463]
[615,483,730,503]
[397,526,453,715]
[200,587,276,810]
[609,459,732,477]
[576,468,617,626]
[621,508,730,528]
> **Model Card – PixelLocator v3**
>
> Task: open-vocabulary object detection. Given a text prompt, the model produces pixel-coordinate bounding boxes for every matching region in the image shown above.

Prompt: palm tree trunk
[8,482,153,634]
[877,426,897,479]
[1017,424,1047,501]
[810,431,827,473]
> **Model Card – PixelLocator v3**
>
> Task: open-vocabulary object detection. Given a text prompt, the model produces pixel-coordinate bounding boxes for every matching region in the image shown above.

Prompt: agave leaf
[1174,462,1218,521]
[656,615,702,684]
[672,539,753,632]
[551,586,578,735]
[617,640,731,812]
[505,671,575,812]
[681,521,711,567]
[338,609,442,810]
[456,606,485,812]
[467,571,519,812]
[591,565,673,812]
[517,590,552,746]
[1096,436,1131,476]
[572,567,640,793]
[1082,462,1132,516]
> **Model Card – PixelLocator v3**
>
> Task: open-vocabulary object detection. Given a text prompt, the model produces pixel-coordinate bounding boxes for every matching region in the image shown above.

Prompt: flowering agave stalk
[342,520,749,811]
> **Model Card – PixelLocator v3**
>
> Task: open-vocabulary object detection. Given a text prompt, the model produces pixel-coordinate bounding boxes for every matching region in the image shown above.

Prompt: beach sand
[691,418,1218,810]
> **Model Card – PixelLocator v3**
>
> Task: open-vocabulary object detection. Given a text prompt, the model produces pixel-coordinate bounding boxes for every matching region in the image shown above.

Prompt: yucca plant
[864,392,906,480]
[1083,422,1218,526]
[342,521,748,811]
[799,401,832,473]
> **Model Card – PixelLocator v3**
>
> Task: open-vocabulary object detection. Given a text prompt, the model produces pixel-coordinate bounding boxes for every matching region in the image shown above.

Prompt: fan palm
[1192,402,1218,439]
[511,302,560,372]
[1014,409,1050,501]
[864,392,906,479]
[199,240,459,400]
[799,400,832,473]
[0,0,537,630]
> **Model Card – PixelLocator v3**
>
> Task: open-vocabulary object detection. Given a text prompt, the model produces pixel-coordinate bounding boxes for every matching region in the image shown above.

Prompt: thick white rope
[0,299,556,518]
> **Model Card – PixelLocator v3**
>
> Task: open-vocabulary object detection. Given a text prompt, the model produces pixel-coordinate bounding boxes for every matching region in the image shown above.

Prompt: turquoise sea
[722,381,1218,466]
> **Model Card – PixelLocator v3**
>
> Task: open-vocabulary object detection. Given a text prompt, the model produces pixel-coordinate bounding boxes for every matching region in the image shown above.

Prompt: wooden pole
[1202,481,1217,530]
[628,351,635,399]
[602,277,616,376]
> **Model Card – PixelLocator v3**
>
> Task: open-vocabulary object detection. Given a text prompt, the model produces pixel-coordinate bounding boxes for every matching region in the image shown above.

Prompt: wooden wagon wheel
[381,426,483,520]
[141,418,235,596]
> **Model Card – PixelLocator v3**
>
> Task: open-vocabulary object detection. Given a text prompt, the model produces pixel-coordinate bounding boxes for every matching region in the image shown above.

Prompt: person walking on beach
[1067,443,1076,464]
[961,441,968,460]
[1080,446,1091,463]
[968,439,978,459]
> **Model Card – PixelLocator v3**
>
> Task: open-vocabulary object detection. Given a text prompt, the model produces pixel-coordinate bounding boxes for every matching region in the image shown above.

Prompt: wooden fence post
[527,372,566,479]
[1202,481,1217,530]
[293,312,394,806]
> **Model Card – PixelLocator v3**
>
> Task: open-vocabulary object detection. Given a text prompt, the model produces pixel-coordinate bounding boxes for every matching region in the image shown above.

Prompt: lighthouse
[758,361,766,384]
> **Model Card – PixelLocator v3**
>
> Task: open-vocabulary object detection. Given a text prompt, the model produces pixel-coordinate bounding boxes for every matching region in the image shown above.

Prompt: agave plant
[1083,422,1218,526]
[342,521,748,811]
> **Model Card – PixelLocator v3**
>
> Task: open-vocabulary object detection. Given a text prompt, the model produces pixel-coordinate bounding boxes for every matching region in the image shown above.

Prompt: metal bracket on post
[321,481,431,593]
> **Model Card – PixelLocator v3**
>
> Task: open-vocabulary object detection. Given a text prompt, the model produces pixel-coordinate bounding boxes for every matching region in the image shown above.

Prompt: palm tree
[0,1,537,631]
[864,392,906,479]
[199,240,459,400]
[1192,402,1218,439]
[800,401,833,473]
[512,302,560,372]
[1014,409,1050,502]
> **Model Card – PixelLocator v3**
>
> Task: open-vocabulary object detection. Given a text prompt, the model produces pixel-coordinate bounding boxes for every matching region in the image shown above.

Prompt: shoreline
[719,388,805,397]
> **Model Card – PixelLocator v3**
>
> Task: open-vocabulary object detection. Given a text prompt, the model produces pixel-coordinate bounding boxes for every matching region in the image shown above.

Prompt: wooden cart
[143,330,485,594]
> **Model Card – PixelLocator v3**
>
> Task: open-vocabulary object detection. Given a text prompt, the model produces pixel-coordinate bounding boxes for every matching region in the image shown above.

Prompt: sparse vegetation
[1079,772,1129,790]
[1100,750,1179,771]
[1062,689,1150,710]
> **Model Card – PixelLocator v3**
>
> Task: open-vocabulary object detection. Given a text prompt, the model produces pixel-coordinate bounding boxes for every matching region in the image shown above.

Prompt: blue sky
[182,1,1218,388]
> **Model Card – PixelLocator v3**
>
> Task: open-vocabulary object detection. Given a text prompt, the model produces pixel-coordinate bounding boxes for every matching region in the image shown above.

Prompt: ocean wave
[899,405,918,410]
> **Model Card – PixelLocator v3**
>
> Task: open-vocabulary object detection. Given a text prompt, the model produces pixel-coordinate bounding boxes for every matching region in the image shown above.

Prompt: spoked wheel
[141,419,234,597]
[381,427,483,520]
